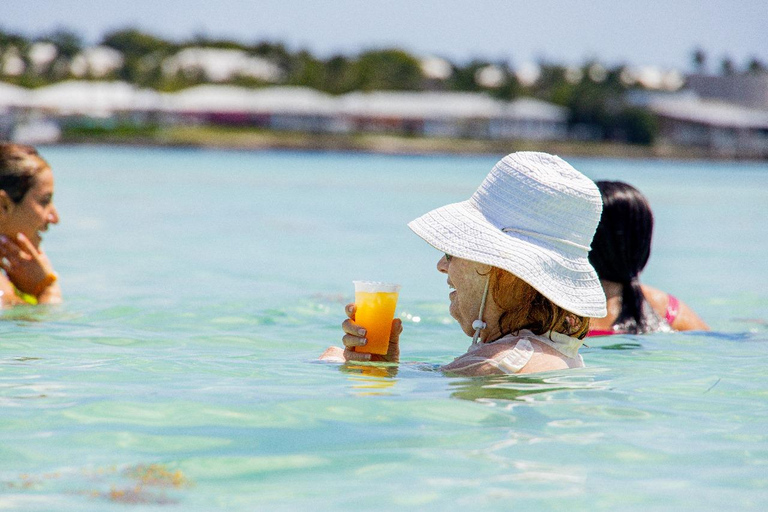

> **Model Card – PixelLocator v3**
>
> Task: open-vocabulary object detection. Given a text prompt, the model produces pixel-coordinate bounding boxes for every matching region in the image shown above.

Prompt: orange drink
[352,281,401,355]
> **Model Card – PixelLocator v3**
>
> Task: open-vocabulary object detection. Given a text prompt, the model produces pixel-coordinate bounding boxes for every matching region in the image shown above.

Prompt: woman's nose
[437,255,449,274]
[48,205,60,224]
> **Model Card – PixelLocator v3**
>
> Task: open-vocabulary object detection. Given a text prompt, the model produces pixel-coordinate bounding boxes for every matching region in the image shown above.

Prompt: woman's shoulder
[441,335,536,376]
[442,330,584,376]
[640,284,669,314]
[640,284,709,331]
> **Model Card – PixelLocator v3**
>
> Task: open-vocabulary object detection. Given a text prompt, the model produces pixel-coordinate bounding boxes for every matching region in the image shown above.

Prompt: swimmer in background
[587,181,708,336]
[322,152,608,376]
[0,143,61,306]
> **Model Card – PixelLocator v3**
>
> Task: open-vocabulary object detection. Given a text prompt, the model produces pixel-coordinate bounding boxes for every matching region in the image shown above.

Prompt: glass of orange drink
[352,281,401,355]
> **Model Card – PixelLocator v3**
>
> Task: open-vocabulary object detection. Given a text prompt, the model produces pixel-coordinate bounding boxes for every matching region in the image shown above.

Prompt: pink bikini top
[588,294,680,337]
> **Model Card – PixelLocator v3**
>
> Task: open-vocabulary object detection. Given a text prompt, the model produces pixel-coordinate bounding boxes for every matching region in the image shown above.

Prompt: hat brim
[408,199,607,318]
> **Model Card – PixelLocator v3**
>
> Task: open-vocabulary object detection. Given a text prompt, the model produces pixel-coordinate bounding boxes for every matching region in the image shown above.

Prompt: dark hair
[0,143,50,203]
[589,181,654,333]
[488,267,590,340]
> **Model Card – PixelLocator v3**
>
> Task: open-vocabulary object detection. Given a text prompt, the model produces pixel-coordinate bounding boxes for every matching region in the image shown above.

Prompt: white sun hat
[408,151,607,318]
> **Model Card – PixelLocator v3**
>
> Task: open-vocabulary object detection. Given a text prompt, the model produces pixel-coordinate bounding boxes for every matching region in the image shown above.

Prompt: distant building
[339,91,500,138]
[161,87,568,140]
[28,80,161,119]
[1,46,25,76]
[161,84,270,126]
[161,85,339,132]
[70,46,125,78]
[686,73,768,109]
[28,42,58,74]
[161,48,283,83]
[0,81,28,110]
[0,82,30,140]
[3,79,571,144]
[635,93,768,158]
[489,98,569,141]
[338,91,568,140]
[254,87,341,133]
[4,80,162,142]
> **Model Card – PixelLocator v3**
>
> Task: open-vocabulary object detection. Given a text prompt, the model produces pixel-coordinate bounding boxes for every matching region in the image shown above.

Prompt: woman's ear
[477,263,494,276]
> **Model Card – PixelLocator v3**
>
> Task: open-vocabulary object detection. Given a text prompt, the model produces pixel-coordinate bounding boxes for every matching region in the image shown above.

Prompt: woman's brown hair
[0,143,51,203]
[488,267,590,339]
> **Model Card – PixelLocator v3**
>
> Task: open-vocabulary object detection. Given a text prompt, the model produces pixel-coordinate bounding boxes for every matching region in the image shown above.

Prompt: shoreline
[52,126,764,161]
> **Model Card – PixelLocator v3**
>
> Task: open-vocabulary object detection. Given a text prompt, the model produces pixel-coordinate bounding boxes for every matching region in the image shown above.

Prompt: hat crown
[469,152,602,253]
[407,151,607,318]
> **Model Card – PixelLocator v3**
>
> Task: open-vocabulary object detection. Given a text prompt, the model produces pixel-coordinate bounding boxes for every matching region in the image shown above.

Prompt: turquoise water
[2,146,767,510]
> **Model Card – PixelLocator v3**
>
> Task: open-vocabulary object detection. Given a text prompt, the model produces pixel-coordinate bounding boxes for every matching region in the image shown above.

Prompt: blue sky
[3,0,767,71]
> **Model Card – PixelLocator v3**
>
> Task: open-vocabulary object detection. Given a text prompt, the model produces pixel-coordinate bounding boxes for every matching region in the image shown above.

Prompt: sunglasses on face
[444,253,453,262]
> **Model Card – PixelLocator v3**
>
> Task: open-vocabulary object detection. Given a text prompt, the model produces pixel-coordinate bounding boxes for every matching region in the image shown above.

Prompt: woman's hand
[320,303,402,363]
[0,233,59,300]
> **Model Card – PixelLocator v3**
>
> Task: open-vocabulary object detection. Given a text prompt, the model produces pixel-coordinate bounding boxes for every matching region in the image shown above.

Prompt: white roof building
[28,80,161,116]
[28,43,58,72]
[504,97,568,122]
[647,95,768,129]
[7,79,571,142]
[1,47,25,76]
[70,46,125,78]
[338,91,502,119]
[637,93,768,157]
[162,85,337,115]
[162,48,283,83]
[338,91,567,122]
[162,85,257,114]
[336,91,567,140]
[0,82,30,109]
[686,73,768,110]
[249,87,338,116]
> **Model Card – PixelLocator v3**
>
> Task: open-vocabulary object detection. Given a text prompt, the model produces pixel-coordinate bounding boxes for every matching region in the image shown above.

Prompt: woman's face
[1,168,59,249]
[437,254,491,337]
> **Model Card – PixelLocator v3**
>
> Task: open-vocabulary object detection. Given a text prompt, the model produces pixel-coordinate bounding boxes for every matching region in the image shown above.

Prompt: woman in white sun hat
[321,151,607,376]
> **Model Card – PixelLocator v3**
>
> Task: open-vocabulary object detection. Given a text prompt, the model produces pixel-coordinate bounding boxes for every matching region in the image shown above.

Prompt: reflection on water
[342,362,399,394]
[596,342,643,350]
[448,370,609,404]
[0,306,57,323]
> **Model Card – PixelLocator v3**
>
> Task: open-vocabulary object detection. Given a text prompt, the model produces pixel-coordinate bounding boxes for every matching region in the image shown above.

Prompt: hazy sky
[3,0,767,71]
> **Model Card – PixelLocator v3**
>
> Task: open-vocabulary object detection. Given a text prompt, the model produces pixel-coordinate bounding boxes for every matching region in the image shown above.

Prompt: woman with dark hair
[587,181,707,335]
[0,142,61,306]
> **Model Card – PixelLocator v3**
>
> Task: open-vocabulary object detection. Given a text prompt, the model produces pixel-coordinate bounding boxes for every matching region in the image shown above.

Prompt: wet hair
[0,143,51,203]
[589,181,655,333]
[488,267,590,340]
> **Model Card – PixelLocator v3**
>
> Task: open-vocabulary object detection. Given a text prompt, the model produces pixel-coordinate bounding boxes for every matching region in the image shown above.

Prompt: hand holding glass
[352,281,401,355]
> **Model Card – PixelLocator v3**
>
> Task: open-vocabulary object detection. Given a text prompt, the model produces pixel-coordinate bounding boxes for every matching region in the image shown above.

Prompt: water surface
[2,146,767,510]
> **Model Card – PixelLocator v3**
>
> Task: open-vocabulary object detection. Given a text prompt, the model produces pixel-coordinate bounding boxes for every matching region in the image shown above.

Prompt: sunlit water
[1,146,767,511]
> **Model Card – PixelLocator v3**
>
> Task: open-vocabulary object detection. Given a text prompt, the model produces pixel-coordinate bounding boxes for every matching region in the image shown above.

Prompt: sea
[1,145,767,511]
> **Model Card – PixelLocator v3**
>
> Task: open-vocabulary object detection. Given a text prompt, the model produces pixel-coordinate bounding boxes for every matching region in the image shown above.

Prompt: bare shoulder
[641,284,710,331]
[673,300,710,331]
[640,284,669,316]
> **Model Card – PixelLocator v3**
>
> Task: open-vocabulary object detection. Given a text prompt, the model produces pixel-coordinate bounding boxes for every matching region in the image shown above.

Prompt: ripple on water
[69,432,232,454]
[177,455,330,481]
[61,401,310,429]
